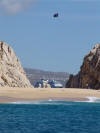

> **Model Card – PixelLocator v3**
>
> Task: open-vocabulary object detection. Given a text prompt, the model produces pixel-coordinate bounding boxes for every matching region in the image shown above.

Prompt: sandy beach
[0,87,100,103]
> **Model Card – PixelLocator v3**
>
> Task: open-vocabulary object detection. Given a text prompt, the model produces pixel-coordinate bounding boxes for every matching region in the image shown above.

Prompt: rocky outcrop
[66,44,100,89]
[0,41,33,87]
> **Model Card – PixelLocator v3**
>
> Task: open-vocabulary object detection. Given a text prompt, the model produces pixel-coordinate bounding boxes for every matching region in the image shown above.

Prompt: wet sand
[0,87,100,103]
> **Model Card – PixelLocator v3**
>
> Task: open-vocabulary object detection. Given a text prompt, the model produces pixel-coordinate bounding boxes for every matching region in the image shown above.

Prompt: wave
[11,100,73,105]
[86,96,100,103]
[10,97,100,104]
[75,96,100,103]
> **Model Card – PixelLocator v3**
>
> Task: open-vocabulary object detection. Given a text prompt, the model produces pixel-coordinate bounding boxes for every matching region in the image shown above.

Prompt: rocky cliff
[0,41,32,87]
[66,44,100,89]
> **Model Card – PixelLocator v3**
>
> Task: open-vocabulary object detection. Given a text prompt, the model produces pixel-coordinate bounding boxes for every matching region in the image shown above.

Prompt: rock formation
[66,44,100,89]
[0,41,32,87]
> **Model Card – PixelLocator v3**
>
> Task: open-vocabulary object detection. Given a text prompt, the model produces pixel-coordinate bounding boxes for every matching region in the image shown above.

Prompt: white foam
[48,99,53,102]
[86,96,98,102]
[75,97,100,103]
[10,97,100,104]
[10,100,72,105]
[11,101,35,104]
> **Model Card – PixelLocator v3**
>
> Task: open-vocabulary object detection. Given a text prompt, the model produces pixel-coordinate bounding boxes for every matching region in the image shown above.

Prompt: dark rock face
[66,44,100,89]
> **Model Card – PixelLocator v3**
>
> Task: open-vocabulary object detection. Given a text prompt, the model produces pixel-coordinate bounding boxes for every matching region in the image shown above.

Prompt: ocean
[0,100,100,133]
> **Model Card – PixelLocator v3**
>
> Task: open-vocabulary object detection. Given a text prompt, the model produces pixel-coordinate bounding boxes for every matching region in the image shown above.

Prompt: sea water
[0,101,100,133]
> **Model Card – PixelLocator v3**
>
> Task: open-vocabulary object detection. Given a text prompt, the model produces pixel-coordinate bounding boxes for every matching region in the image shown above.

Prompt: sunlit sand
[0,87,100,103]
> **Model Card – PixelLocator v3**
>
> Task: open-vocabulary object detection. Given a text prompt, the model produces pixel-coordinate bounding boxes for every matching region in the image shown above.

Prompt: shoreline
[0,87,100,103]
[0,96,88,104]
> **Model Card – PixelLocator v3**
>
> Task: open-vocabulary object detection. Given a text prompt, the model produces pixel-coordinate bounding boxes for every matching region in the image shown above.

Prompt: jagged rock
[66,44,100,89]
[0,41,33,87]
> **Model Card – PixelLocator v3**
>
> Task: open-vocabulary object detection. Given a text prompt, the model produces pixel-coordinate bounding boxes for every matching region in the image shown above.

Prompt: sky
[0,0,100,74]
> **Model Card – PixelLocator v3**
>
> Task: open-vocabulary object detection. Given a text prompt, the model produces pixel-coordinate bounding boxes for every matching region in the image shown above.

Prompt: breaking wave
[86,97,100,103]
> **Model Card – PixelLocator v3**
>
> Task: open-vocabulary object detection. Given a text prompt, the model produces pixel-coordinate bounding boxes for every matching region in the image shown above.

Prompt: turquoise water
[0,101,100,133]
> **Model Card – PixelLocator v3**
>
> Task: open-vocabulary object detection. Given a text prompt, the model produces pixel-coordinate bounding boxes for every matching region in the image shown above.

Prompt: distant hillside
[24,68,69,87]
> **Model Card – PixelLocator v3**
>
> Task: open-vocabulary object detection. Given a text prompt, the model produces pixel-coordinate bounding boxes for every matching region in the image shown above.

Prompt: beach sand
[0,87,100,103]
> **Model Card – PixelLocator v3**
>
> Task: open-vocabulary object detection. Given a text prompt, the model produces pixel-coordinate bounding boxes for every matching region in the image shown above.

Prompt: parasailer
[53,13,59,18]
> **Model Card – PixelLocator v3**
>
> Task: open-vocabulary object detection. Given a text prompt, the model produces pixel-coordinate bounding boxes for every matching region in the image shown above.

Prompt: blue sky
[0,0,100,74]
